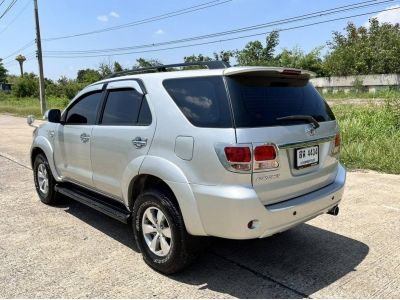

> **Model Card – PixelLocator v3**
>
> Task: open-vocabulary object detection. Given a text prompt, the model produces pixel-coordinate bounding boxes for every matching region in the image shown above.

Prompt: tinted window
[66,92,102,125]
[137,98,152,126]
[102,89,142,125]
[163,76,232,128]
[226,77,335,128]
[101,89,152,126]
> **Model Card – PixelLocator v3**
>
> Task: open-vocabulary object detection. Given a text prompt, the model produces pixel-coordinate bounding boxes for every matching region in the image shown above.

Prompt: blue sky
[1,0,399,80]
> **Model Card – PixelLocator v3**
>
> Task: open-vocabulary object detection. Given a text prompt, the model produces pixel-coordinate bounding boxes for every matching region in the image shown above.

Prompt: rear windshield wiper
[276,115,320,129]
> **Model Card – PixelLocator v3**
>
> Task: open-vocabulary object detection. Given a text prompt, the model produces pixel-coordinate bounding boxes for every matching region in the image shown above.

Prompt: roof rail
[106,60,230,78]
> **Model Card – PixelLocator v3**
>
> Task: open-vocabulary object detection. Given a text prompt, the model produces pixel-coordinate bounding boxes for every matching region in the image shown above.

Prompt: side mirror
[46,109,61,123]
[27,115,38,128]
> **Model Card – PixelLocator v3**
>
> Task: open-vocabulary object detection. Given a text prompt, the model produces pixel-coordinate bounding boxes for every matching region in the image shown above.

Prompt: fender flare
[31,136,62,181]
[122,155,206,236]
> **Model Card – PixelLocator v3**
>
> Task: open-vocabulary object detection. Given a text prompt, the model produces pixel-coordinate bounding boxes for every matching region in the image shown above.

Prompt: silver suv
[29,61,346,274]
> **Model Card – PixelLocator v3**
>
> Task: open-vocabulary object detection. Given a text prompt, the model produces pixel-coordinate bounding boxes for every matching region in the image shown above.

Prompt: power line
[45,0,394,55]
[0,0,18,20]
[43,6,400,59]
[43,0,397,57]
[2,54,35,67]
[43,0,232,42]
[0,0,31,35]
[1,39,35,61]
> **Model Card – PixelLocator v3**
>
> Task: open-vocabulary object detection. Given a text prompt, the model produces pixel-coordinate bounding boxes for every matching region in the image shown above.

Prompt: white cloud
[155,29,165,35]
[365,5,400,26]
[97,15,109,22]
[109,11,120,18]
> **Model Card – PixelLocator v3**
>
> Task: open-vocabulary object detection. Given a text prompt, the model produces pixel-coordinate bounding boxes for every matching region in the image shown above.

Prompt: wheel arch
[31,147,45,167]
[31,136,61,181]
[125,156,207,236]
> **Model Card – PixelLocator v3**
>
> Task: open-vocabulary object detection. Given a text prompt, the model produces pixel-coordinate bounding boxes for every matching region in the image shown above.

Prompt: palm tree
[15,54,26,77]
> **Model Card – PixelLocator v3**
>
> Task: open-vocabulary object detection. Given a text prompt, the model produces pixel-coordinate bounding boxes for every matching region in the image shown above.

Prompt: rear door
[91,80,155,200]
[225,73,339,205]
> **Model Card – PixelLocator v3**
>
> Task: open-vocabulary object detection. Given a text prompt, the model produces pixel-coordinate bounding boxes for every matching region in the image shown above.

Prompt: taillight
[253,145,279,171]
[218,144,279,173]
[224,147,251,162]
[332,133,341,155]
[254,145,276,161]
[224,146,252,171]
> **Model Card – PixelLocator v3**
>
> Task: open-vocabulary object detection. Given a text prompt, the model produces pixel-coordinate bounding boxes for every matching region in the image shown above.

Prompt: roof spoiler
[223,67,316,80]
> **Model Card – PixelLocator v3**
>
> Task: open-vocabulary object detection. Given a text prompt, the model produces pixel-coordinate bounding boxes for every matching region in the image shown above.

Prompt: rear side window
[101,89,152,126]
[163,76,232,128]
[226,77,335,128]
[65,92,102,125]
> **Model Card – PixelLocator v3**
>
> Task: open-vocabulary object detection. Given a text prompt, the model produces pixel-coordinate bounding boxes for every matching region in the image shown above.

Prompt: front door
[54,89,103,187]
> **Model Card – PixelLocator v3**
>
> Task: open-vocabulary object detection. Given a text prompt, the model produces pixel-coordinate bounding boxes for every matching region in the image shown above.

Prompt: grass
[323,88,400,100]
[1,93,399,174]
[0,94,68,118]
[332,98,400,174]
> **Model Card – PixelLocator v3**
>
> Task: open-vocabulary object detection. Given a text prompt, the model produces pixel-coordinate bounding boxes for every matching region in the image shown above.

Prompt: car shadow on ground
[57,197,139,252]
[174,225,369,298]
[61,198,369,298]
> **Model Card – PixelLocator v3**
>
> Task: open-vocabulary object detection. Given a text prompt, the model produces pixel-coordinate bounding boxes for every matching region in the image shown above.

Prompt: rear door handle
[80,133,90,143]
[132,137,147,149]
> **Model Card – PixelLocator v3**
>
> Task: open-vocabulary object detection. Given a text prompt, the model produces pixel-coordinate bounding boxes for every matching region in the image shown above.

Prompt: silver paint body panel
[30,66,346,239]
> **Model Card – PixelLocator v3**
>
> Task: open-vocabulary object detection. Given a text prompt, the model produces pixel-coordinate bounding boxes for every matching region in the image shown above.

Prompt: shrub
[12,75,39,98]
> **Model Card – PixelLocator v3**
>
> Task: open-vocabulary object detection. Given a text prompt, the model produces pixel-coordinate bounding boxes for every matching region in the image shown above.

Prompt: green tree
[113,61,123,72]
[184,54,212,63]
[76,69,102,83]
[213,50,235,63]
[12,73,39,97]
[134,58,162,68]
[236,31,279,66]
[277,46,325,76]
[57,76,69,85]
[183,54,213,69]
[324,19,400,76]
[98,62,113,77]
[0,59,8,83]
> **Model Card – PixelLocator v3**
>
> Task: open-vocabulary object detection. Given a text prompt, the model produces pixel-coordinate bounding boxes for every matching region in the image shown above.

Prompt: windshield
[226,76,335,128]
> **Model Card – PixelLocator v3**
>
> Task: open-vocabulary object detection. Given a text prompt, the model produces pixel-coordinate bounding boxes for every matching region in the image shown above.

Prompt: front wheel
[132,189,202,274]
[33,153,58,205]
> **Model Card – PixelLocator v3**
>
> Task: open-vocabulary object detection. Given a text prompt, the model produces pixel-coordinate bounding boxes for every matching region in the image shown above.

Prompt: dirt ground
[0,114,399,298]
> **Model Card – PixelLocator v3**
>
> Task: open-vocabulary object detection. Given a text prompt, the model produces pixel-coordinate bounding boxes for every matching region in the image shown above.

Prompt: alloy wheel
[141,206,172,257]
[37,163,49,195]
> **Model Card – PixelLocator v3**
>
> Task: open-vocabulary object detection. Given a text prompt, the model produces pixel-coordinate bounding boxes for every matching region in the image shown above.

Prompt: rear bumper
[193,163,346,239]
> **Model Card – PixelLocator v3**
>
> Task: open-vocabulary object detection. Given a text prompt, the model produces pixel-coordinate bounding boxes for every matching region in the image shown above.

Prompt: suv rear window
[226,76,335,128]
[163,76,232,128]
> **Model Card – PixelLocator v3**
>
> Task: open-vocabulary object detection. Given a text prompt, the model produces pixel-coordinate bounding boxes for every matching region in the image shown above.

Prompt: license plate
[295,145,319,169]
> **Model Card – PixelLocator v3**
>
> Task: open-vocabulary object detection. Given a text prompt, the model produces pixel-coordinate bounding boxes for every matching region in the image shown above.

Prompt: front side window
[101,89,152,126]
[163,76,232,128]
[65,92,102,125]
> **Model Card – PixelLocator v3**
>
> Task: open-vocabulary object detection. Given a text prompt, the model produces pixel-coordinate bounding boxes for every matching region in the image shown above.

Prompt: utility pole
[33,0,46,115]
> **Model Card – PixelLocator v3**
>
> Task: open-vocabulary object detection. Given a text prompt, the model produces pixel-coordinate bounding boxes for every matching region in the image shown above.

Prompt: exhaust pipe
[327,205,339,216]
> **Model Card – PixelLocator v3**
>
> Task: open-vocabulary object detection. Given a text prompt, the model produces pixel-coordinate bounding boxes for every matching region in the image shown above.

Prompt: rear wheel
[33,153,58,204]
[132,188,202,274]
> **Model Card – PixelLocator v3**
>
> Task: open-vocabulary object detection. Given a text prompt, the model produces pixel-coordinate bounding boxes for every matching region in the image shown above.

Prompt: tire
[33,153,58,205]
[132,188,202,274]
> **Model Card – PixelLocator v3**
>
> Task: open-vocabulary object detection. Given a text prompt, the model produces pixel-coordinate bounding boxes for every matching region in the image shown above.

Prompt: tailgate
[225,69,339,205]
[236,122,339,205]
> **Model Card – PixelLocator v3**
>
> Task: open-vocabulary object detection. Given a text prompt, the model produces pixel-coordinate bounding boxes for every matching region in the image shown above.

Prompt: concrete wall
[310,74,400,93]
